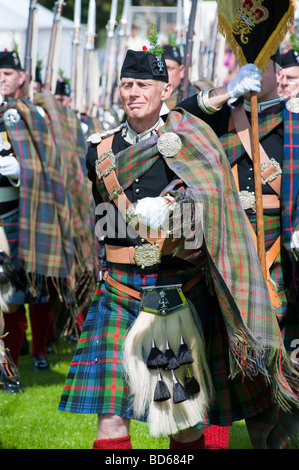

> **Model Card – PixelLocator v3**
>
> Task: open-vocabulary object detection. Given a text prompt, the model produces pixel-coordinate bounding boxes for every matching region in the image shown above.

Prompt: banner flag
[216,0,296,70]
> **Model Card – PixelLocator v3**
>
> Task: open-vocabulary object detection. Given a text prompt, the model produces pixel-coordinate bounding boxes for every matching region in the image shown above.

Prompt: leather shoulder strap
[96,136,169,248]
[230,106,281,195]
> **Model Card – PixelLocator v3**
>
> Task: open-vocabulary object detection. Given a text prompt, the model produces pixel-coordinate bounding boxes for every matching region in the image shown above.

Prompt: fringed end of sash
[229,328,299,413]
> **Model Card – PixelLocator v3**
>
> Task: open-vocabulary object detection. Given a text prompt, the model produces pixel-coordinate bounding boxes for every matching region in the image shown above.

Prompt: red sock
[3,306,27,365]
[29,302,53,356]
[169,434,205,449]
[92,435,132,449]
[203,425,230,449]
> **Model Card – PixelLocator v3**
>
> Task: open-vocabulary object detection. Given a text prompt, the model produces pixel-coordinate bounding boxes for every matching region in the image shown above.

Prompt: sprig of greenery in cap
[143,23,164,57]
[290,33,299,52]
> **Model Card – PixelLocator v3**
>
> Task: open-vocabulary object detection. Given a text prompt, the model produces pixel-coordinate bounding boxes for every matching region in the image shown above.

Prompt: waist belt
[103,270,203,301]
[231,165,280,211]
[0,186,19,203]
[105,243,206,268]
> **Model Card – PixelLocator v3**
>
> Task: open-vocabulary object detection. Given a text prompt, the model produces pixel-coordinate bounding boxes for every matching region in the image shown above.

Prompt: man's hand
[227,64,262,99]
[0,155,20,179]
[291,230,299,249]
[135,196,174,229]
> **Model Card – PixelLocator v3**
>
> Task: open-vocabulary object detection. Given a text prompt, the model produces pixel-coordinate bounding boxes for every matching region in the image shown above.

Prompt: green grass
[0,340,254,450]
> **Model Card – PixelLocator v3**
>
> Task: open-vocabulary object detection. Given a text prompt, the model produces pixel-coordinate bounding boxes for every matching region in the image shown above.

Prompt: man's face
[277,66,299,98]
[165,59,185,93]
[119,77,172,125]
[55,94,71,108]
[0,68,25,98]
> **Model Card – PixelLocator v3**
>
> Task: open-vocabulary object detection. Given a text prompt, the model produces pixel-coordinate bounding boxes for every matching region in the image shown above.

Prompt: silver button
[140,238,145,243]
[248,177,252,181]
[135,188,140,194]
[135,178,139,183]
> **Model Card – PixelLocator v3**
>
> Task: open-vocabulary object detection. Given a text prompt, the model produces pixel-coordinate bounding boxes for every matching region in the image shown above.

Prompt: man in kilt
[179,55,299,447]
[0,50,94,375]
[180,56,299,361]
[59,47,299,449]
[0,50,53,374]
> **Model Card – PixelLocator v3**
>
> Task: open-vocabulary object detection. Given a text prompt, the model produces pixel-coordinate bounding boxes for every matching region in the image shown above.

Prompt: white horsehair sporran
[122,283,214,437]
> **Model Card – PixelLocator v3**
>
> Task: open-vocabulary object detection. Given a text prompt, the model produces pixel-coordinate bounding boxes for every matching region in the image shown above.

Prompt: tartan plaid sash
[1,97,95,301]
[96,107,298,410]
[220,103,283,165]
[281,103,299,252]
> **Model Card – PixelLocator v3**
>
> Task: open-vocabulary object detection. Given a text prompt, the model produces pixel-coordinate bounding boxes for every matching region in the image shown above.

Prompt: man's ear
[161,82,173,101]
[179,64,185,80]
[19,70,26,87]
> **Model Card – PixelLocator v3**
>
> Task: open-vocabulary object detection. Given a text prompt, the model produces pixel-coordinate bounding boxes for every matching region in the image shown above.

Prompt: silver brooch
[157,132,182,157]
[238,191,256,211]
[3,109,21,126]
[260,158,282,185]
[286,97,299,113]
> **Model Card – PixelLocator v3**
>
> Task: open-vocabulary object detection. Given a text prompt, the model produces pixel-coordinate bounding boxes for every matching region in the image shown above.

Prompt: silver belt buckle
[134,243,162,268]
[261,158,282,185]
[95,151,116,179]
[238,191,256,211]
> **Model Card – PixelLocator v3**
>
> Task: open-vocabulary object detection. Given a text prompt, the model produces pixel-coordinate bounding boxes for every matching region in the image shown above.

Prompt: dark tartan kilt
[59,259,273,427]
[2,210,49,304]
[249,214,299,351]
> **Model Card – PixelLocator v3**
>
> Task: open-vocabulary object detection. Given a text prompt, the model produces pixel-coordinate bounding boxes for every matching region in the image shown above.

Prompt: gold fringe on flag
[217,0,296,71]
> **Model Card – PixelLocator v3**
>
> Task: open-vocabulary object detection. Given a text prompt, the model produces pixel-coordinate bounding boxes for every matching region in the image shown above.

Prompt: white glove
[291,230,299,249]
[135,196,173,229]
[227,64,262,99]
[0,156,20,179]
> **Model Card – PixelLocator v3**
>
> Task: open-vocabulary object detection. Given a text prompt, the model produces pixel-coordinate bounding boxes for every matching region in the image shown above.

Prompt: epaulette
[87,123,126,144]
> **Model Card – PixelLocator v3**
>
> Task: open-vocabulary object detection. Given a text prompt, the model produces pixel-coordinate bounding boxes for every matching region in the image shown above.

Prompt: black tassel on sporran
[177,336,194,365]
[153,369,171,402]
[184,367,200,395]
[172,370,189,404]
[146,339,169,369]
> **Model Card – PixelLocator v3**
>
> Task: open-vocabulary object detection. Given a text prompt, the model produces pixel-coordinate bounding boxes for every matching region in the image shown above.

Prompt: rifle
[99,0,118,122]
[71,0,82,114]
[179,0,198,101]
[81,0,98,117]
[44,0,66,92]
[111,0,130,109]
[23,0,38,100]
[205,7,218,83]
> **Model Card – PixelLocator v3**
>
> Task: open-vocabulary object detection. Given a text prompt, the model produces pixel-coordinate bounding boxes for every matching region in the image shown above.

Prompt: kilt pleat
[59,260,273,426]
[2,211,49,304]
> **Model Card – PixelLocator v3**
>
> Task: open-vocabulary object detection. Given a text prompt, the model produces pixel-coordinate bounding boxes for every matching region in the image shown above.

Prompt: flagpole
[250,92,267,277]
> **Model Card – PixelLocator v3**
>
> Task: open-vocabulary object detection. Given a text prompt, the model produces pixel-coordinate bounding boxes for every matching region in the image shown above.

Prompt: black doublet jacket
[86,131,192,270]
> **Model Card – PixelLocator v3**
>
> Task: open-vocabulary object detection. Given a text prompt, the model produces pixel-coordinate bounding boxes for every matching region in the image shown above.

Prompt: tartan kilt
[59,259,274,427]
[249,214,299,351]
[1,210,49,305]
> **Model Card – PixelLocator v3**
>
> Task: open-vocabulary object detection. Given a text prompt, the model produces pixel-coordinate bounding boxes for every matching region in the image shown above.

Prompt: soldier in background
[277,48,299,98]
